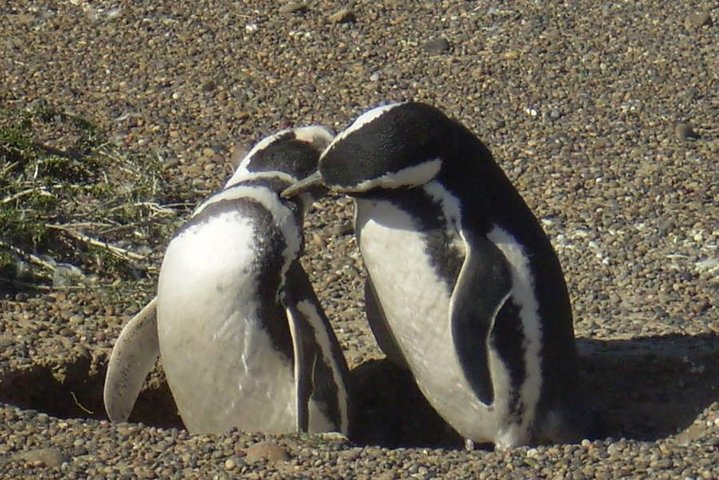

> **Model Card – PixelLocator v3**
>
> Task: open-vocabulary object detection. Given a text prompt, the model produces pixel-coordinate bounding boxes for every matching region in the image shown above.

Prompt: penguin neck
[226,170,296,192]
[352,176,494,236]
[225,172,308,221]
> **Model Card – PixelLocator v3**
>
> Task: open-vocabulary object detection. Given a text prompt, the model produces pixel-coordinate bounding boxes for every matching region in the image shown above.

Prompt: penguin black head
[282,102,456,198]
[229,126,334,186]
[228,126,334,208]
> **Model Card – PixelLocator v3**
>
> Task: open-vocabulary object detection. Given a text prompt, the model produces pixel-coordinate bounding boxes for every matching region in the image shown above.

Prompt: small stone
[685,11,712,29]
[201,80,217,92]
[244,441,291,463]
[423,37,451,55]
[675,122,699,141]
[279,2,307,14]
[328,8,356,24]
[314,431,349,443]
[11,448,67,468]
[224,456,242,470]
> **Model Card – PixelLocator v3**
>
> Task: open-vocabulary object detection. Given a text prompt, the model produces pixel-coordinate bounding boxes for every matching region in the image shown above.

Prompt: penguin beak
[281,171,325,199]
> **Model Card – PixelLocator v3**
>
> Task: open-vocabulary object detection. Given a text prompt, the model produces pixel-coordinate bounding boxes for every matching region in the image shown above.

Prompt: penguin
[282,102,587,448]
[104,126,350,436]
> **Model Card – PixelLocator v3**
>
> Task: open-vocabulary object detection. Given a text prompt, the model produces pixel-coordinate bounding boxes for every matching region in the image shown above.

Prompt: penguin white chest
[356,200,453,345]
[157,211,296,434]
[355,199,497,441]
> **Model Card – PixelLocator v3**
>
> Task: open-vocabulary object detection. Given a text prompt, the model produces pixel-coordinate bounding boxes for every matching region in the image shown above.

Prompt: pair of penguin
[104,101,586,449]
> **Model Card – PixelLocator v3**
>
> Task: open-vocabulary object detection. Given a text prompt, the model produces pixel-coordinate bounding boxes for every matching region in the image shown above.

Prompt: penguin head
[231,126,334,180]
[282,102,456,198]
[227,126,334,208]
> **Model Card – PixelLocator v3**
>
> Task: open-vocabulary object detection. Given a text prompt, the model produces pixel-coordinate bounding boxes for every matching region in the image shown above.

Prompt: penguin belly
[157,211,297,434]
[355,199,499,443]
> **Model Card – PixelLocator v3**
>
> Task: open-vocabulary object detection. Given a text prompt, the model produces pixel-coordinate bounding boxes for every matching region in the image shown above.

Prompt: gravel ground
[1,0,718,478]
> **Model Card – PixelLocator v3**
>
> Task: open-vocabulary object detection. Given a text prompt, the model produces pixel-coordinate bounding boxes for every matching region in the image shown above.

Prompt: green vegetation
[0,103,180,291]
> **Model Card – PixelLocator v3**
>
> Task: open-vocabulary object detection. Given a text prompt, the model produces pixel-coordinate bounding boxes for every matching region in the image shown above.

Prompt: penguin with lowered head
[283,102,588,449]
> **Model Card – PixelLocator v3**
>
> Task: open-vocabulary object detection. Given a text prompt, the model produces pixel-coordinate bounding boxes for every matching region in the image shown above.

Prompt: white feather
[351,159,442,191]
[193,185,302,276]
[229,126,333,185]
[235,128,294,173]
[157,210,298,434]
[293,126,334,150]
[330,103,404,148]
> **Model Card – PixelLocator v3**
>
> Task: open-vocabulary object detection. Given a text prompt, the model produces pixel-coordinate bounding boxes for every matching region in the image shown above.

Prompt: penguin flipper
[364,277,410,369]
[283,265,312,433]
[450,233,513,406]
[104,297,160,423]
[283,261,350,435]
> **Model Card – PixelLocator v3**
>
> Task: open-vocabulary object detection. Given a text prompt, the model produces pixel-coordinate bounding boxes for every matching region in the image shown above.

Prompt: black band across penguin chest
[386,188,465,289]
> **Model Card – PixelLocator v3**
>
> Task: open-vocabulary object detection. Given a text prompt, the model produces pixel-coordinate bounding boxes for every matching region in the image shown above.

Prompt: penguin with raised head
[104,127,350,436]
[283,102,586,448]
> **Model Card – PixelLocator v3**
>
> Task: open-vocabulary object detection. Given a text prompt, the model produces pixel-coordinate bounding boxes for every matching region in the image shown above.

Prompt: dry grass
[0,103,182,292]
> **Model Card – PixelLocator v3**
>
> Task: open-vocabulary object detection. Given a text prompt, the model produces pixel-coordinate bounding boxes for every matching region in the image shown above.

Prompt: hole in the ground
[0,355,182,429]
[0,333,716,448]
[0,353,462,448]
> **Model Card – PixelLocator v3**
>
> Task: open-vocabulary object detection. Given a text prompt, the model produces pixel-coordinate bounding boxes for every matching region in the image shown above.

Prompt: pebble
[10,448,67,468]
[278,2,307,15]
[223,456,242,470]
[328,8,356,24]
[674,122,700,141]
[685,12,713,29]
[244,441,291,463]
[423,37,452,55]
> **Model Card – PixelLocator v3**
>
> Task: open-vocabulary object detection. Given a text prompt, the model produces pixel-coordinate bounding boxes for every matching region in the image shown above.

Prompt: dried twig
[0,240,56,272]
[70,391,95,415]
[1,188,53,205]
[104,201,176,216]
[45,224,146,261]
[0,277,53,290]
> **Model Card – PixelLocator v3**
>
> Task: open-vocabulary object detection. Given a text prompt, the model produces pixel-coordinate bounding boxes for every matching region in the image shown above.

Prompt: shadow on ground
[0,333,716,448]
[0,359,182,430]
[578,333,719,441]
